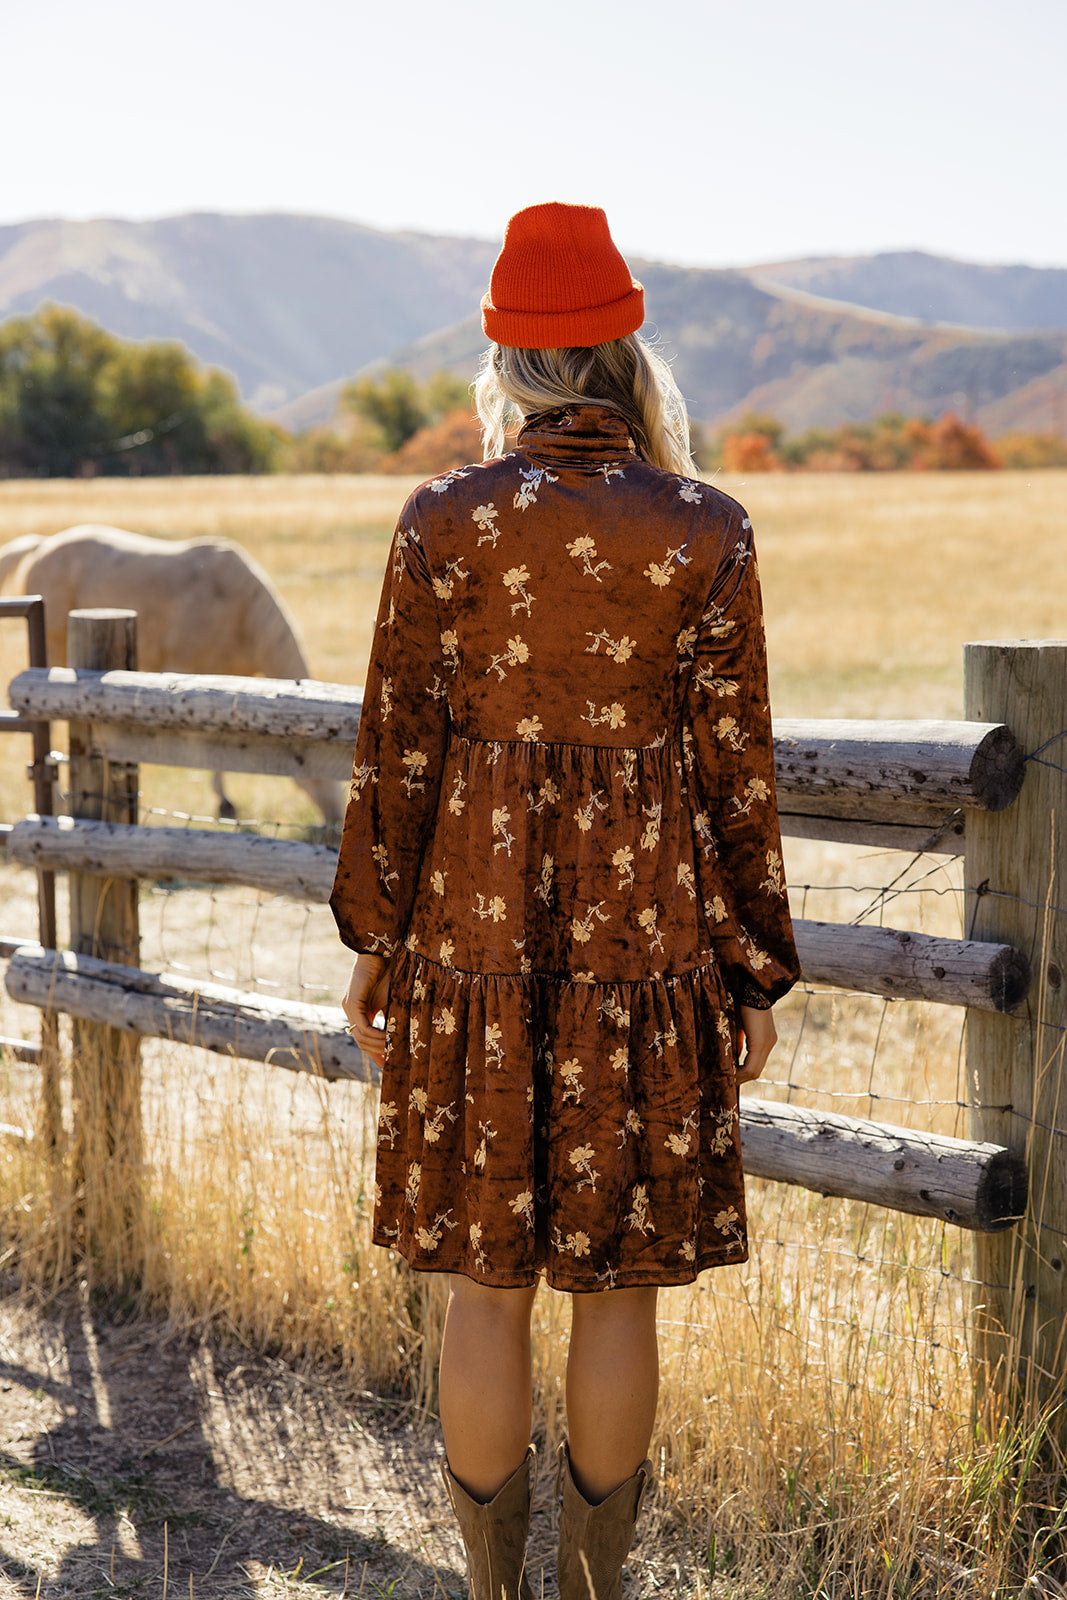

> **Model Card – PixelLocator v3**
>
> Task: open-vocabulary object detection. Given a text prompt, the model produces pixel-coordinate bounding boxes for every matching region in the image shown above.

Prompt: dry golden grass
[1,468,1066,1596]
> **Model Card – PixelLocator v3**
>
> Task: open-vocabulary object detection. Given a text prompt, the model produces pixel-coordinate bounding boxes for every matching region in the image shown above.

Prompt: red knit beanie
[481,202,644,349]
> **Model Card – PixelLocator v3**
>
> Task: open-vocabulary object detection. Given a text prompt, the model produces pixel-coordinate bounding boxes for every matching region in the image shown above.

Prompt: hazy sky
[4,0,1063,268]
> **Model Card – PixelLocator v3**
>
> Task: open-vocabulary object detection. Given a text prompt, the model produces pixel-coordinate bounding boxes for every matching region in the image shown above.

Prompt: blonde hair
[474,334,697,477]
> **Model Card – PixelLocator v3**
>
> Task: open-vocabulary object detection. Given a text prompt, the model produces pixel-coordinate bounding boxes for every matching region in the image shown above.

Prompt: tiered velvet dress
[330,405,799,1290]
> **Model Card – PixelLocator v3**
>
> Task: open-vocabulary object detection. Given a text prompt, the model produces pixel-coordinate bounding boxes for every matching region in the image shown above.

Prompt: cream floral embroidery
[430,869,446,896]
[705,894,727,924]
[640,801,662,851]
[514,463,558,509]
[553,1228,591,1258]
[693,811,718,858]
[715,715,749,752]
[762,848,784,896]
[651,1022,678,1057]
[677,862,697,900]
[714,1205,745,1252]
[502,564,535,616]
[597,994,630,1029]
[527,777,560,813]
[473,893,508,923]
[617,1107,644,1147]
[676,624,698,662]
[700,600,737,640]
[473,1120,497,1171]
[677,480,703,504]
[585,629,635,663]
[432,557,470,601]
[571,900,609,945]
[408,1086,428,1114]
[626,1184,654,1234]
[415,1211,456,1252]
[510,1190,535,1230]
[711,1107,739,1157]
[484,1023,505,1069]
[583,700,627,731]
[469,1222,489,1272]
[401,749,428,795]
[598,463,626,484]
[575,789,607,832]
[438,938,455,967]
[405,1161,421,1209]
[680,1240,697,1264]
[379,675,394,722]
[423,1102,457,1144]
[665,1110,699,1157]
[732,776,770,818]
[492,806,515,856]
[693,666,739,697]
[378,1101,399,1148]
[568,1144,600,1193]
[447,771,467,815]
[429,466,471,491]
[610,1046,629,1075]
[472,503,500,546]
[516,714,543,741]
[612,845,635,889]
[349,760,377,797]
[566,534,611,581]
[371,843,398,890]
[440,629,459,672]
[535,853,555,905]
[638,904,664,954]
[643,543,689,587]
[558,1058,583,1104]
[432,1006,456,1036]
[486,635,530,681]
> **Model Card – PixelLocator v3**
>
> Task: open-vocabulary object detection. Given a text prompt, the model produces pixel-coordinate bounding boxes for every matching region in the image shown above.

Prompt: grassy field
[0,468,1065,1597]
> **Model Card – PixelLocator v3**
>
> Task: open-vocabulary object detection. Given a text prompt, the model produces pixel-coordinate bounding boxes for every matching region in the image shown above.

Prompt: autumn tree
[340,368,471,455]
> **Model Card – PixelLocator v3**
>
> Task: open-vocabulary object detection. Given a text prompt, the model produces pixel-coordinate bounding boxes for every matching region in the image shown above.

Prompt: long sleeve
[684,513,800,1009]
[330,513,450,956]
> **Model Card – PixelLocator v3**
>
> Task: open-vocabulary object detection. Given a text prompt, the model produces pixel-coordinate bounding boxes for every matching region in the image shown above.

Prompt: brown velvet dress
[330,405,799,1290]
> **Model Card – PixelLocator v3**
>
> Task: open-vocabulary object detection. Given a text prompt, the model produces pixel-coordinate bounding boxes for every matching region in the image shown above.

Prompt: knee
[570,1285,659,1330]
[447,1275,538,1327]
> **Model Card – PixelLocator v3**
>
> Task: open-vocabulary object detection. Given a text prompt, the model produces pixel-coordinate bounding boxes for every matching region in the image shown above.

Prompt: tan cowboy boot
[442,1446,536,1599]
[556,1440,651,1600]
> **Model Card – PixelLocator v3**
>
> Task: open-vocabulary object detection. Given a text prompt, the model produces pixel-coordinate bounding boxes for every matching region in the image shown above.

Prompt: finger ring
[343,1023,356,1035]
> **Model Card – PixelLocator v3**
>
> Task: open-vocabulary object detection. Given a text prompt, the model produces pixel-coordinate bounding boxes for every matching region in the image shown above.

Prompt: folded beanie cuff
[481,283,645,350]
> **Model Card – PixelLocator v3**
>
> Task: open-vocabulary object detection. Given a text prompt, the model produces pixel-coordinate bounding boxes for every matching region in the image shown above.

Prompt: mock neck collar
[516,405,639,469]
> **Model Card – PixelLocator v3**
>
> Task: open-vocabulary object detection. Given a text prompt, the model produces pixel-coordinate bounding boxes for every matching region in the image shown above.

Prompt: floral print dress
[330,405,799,1290]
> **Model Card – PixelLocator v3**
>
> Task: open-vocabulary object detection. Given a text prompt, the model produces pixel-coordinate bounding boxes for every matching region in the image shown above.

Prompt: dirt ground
[0,1292,700,1600]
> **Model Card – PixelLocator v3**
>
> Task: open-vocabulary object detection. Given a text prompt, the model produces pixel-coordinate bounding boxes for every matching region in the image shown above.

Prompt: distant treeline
[707,412,1067,472]
[2,310,1064,478]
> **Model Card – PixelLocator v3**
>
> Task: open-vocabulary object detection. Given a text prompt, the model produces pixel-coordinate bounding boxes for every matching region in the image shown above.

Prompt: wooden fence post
[67,610,143,1272]
[965,641,1067,1419]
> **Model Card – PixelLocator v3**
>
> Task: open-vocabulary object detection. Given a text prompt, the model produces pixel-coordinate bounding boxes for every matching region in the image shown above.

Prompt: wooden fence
[1,609,1064,1406]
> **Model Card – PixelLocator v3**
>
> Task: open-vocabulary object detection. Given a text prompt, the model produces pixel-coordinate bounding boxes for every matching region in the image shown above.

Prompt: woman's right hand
[735,1004,777,1085]
[341,953,391,1067]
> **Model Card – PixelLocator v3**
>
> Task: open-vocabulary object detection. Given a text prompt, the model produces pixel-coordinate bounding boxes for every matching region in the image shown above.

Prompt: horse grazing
[1,525,344,826]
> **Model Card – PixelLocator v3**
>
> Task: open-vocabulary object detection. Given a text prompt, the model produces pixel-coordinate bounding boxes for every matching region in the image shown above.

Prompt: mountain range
[2,214,1065,438]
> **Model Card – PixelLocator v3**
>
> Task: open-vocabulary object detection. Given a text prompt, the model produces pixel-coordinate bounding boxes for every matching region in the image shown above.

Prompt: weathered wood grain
[4,944,378,1086]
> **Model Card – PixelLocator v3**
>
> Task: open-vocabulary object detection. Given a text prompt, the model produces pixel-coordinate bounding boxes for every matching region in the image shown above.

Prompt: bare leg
[439,1275,539,1500]
[567,1286,659,1502]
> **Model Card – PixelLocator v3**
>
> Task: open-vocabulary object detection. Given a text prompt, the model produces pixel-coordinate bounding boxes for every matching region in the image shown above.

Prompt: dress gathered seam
[399,942,720,989]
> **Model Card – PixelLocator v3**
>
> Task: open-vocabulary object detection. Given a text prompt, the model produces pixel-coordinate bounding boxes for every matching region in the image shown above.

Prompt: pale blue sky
[4,0,1063,268]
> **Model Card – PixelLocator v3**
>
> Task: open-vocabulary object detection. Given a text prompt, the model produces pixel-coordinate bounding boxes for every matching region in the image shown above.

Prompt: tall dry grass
[1,469,1066,1595]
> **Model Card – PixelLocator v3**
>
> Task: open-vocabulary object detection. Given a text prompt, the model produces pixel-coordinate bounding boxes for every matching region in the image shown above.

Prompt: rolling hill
[2,214,1064,437]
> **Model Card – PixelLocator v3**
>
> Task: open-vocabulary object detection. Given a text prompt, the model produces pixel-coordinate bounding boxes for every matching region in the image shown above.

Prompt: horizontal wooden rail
[4,944,378,1085]
[740,1098,1027,1232]
[3,816,1033,1012]
[8,671,1024,815]
[0,1035,40,1065]
[1,942,1028,1231]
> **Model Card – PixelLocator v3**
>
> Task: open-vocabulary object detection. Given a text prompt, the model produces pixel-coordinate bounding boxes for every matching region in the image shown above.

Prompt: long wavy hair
[473,334,697,477]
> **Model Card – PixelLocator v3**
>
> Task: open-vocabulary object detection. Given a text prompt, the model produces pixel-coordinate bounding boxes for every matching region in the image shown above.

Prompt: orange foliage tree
[380,408,483,475]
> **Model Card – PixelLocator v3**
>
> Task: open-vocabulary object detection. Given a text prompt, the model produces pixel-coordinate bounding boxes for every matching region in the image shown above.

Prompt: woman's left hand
[341,953,391,1066]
